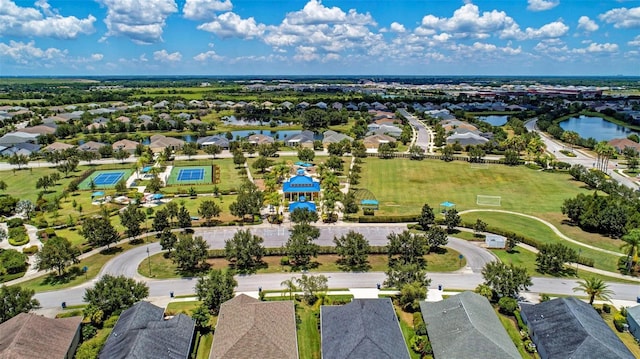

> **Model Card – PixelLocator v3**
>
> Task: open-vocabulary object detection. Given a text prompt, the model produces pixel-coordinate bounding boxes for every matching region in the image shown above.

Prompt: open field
[138,250,465,279]
[358,158,589,217]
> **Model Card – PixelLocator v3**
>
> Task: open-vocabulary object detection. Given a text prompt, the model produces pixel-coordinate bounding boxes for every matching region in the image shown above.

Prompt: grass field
[297,301,321,359]
[170,158,245,192]
[357,158,589,216]
[138,250,465,279]
[166,165,213,186]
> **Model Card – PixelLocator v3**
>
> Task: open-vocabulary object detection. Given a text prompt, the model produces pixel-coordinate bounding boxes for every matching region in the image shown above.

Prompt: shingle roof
[521,297,634,359]
[0,313,82,359]
[420,291,520,359]
[210,294,298,359]
[100,301,195,359]
[321,298,410,359]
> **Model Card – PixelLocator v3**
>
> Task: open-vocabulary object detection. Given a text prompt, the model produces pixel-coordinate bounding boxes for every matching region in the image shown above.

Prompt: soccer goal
[477,195,502,206]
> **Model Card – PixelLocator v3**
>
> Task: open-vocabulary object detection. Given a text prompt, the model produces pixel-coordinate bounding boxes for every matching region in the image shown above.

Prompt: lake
[559,115,639,142]
[478,115,508,126]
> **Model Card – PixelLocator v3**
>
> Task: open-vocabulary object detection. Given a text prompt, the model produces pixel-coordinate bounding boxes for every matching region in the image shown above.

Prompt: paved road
[526,119,638,190]
[399,109,433,153]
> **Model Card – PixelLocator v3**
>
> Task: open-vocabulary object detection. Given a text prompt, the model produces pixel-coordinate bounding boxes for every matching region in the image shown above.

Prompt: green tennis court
[79,169,134,190]
[166,165,214,185]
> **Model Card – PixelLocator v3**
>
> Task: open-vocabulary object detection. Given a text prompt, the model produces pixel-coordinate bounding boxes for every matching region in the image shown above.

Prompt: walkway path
[459,209,623,257]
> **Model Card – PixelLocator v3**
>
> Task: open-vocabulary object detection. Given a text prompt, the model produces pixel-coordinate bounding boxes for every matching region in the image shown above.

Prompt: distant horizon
[1,1,639,76]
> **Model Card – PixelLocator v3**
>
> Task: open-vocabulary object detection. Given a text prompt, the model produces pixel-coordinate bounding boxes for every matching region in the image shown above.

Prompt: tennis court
[79,169,133,190]
[166,165,213,185]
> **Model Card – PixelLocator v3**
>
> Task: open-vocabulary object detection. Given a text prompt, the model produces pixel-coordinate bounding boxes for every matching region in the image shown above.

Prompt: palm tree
[561,131,579,152]
[621,229,640,273]
[281,277,298,299]
[475,284,493,300]
[573,277,613,305]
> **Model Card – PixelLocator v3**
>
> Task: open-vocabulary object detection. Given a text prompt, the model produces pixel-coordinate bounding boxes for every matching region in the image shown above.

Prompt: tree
[325,155,343,172]
[165,201,179,224]
[468,145,485,163]
[36,175,53,192]
[481,262,531,298]
[172,234,209,272]
[177,205,192,228]
[224,229,265,271]
[426,226,448,252]
[196,269,237,315]
[83,275,148,317]
[159,228,177,253]
[535,243,578,274]
[147,175,163,193]
[198,200,221,225]
[475,283,494,300]
[0,249,27,274]
[573,277,613,305]
[443,208,461,233]
[334,230,370,271]
[473,219,488,236]
[285,223,320,267]
[409,145,425,160]
[297,147,315,162]
[152,208,170,232]
[621,228,640,273]
[229,181,263,221]
[417,204,435,230]
[191,305,211,329]
[119,204,146,238]
[0,227,6,243]
[252,156,272,173]
[387,230,427,266]
[8,153,29,169]
[113,149,130,163]
[182,142,198,159]
[498,297,518,315]
[440,145,454,162]
[81,216,120,249]
[386,263,430,288]
[0,285,39,324]
[15,200,35,220]
[290,207,319,224]
[378,143,394,159]
[115,179,127,194]
[561,130,580,151]
[204,144,222,159]
[57,158,79,177]
[0,180,6,193]
[35,236,80,276]
[280,277,298,299]
[398,281,427,312]
[232,149,246,167]
[296,274,328,304]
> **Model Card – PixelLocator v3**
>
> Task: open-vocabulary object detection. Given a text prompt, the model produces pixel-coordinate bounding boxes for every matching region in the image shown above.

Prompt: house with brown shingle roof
[0,313,82,359]
[210,294,298,359]
[112,139,140,154]
[44,142,75,152]
[148,135,185,153]
[609,138,640,154]
[363,134,396,149]
[19,125,57,135]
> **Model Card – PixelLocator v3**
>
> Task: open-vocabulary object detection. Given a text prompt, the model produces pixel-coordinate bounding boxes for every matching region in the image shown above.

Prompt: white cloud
[390,22,406,33]
[527,0,559,12]
[0,40,66,64]
[183,0,232,20]
[628,35,640,46]
[197,12,265,39]
[99,0,178,44]
[573,42,619,53]
[524,21,569,38]
[417,3,519,39]
[577,16,599,32]
[91,53,104,61]
[0,0,95,39]
[293,46,319,62]
[153,49,182,62]
[194,50,223,61]
[285,0,374,26]
[599,7,640,28]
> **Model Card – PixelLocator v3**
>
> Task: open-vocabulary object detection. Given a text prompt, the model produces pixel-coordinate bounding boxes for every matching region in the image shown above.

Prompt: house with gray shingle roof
[100,301,195,359]
[79,141,107,153]
[322,130,353,147]
[149,135,185,153]
[321,298,410,359]
[520,297,634,359]
[284,130,315,148]
[421,291,520,359]
[0,313,82,359]
[197,135,229,149]
[210,294,298,359]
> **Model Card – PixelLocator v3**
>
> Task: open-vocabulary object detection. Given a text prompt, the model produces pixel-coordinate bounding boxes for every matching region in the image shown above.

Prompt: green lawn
[462,212,622,273]
[171,158,246,192]
[297,302,321,359]
[496,310,535,358]
[358,157,589,216]
[395,307,422,359]
[138,250,466,279]
[165,300,203,315]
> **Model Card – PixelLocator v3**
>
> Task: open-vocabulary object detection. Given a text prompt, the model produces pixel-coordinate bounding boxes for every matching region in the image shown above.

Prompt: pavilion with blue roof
[283,170,321,202]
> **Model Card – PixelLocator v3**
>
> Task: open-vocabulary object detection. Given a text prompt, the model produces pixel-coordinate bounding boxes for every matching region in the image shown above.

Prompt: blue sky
[1,0,639,76]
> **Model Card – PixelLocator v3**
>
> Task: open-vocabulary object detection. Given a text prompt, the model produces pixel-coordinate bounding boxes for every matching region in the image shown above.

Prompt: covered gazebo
[282,170,320,202]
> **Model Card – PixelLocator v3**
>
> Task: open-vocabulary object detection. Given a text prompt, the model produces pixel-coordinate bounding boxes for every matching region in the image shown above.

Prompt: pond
[477,115,508,126]
[559,115,639,142]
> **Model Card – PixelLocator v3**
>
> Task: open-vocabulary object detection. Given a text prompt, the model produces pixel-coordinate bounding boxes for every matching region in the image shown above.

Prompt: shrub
[280,256,290,265]
[6,218,24,228]
[75,330,110,359]
[498,297,518,315]
[22,245,39,255]
[410,335,432,355]
[0,249,27,273]
[103,315,119,328]
[81,324,97,341]
[413,312,427,335]
[613,314,627,332]
[602,304,611,313]
[514,310,526,330]
[524,339,537,353]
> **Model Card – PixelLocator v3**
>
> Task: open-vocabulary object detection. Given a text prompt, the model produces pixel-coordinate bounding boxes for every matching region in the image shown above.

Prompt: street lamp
[146,247,152,277]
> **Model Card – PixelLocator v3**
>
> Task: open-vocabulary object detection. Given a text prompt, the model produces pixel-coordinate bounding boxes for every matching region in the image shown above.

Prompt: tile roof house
[112,139,140,154]
[210,294,298,359]
[19,125,57,135]
[520,297,634,359]
[420,291,520,359]
[100,301,195,359]
[0,313,82,359]
[321,298,410,359]
[608,138,640,153]
[149,135,185,153]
